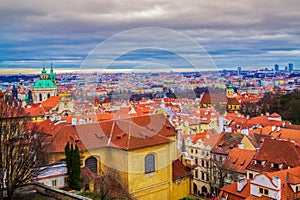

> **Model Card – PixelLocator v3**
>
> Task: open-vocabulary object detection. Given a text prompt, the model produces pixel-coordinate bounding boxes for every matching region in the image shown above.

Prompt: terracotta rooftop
[201,93,228,104]
[40,114,176,153]
[172,159,192,180]
[211,132,246,156]
[246,138,300,173]
[222,148,256,174]
[219,180,251,200]
[41,96,61,110]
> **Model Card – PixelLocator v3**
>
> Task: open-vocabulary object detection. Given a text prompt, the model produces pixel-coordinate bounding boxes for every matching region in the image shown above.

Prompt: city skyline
[1,0,300,72]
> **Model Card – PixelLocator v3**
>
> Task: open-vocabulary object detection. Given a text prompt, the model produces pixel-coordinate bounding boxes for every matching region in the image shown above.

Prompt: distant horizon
[0,65,298,75]
[1,1,300,71]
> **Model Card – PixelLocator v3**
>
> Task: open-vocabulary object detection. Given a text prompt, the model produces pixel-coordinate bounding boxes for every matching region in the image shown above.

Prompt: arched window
[85,156,98,174]
[47,93,50,98]
[144,154,155,174]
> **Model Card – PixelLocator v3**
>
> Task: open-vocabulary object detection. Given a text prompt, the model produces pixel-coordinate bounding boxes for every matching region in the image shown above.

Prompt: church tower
[226,84,235,98]
[33,65,57,103]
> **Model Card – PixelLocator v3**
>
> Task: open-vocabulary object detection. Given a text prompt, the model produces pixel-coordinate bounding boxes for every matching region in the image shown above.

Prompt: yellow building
[41,114,192,200]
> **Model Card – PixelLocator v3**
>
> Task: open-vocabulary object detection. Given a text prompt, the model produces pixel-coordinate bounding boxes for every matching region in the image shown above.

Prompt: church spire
[49,63,56,83]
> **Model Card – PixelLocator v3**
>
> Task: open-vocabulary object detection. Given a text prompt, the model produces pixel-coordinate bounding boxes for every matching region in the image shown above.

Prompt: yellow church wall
[132,183,169,200]
[170,177,191,200]
[127,144,173,194]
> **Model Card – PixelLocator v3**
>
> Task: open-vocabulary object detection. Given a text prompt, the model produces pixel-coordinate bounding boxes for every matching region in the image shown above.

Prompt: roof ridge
[107,121,115,146]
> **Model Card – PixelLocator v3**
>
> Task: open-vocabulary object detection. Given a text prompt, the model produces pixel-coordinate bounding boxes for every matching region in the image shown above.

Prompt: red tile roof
[223,148,256,174]
[211,132,246,156]
[172,159,192,180]
[201,93,228,104]
[220,180,251,200]
[40,114,176,153]
[41,96,61,110]
[251,126,300,143]
[246,138,300,173]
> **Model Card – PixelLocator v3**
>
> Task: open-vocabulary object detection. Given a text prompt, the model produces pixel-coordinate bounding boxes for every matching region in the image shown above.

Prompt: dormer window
[271,163,283,169]
[218,141,225,148]
[255,160,266,166]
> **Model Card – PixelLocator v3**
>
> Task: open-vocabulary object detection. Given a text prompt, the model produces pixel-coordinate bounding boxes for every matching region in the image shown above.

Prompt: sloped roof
[211,132,245,155]
[41,96,61,110]
[172,159,191,180]
[220,180,251,200]
[201,93,228,104]
[40,114,176,152]
[246,138,300,172]
[223,148,256,174]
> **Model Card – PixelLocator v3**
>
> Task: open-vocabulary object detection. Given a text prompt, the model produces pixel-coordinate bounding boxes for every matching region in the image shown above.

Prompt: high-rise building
[274,64,279,71]
[237,67,241,76]
[288,63,294,71]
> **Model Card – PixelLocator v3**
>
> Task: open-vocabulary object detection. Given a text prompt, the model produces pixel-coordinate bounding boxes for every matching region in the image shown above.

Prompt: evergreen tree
[64,142,82,190]
[73,145,82,190]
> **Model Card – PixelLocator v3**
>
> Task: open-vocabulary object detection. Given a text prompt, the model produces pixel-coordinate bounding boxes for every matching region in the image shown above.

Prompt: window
[52,179,57,187]
[249,173,253,179]
[39,94,42,101]
[206,161,209,168]
[85,156,98,174]
[195,170,198,178]
[195,158,198,165]
[202,160,205,167]
[264,189,269,195]
[195,150,198,154]
[201,172,205,180]
[145,154,155,174]
[259,187,269,196]
[191,149,193,153]
[257,160,262,165]
[272,163,280,169]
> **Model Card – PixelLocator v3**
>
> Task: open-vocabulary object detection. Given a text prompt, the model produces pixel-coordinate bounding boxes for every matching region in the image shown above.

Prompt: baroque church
[33,64,57,103]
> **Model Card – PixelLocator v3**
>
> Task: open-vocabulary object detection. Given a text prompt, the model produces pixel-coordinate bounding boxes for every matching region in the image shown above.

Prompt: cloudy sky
[1,0,300,73]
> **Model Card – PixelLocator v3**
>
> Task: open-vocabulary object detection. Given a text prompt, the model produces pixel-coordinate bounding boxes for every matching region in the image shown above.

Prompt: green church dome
[33,79,56,89]
[227,84,233,89]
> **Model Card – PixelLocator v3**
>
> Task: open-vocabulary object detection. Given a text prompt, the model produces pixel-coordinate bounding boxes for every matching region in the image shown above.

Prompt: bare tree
[0,99,46,199]
[94,169,134,200]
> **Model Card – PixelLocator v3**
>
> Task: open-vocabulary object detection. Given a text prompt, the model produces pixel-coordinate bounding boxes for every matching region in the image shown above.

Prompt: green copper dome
[227,84,233,89]
[33,79,56,89]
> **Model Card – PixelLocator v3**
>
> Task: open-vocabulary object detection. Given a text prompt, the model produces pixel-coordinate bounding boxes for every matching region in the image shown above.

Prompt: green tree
[72,145,82,190]
[64,143,81,190]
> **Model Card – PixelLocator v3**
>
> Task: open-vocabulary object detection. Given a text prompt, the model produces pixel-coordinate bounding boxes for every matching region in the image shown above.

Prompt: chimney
[237,177,247,192]
[272,176,281,189]
[72,117,77,126]
[266,112,270,116]
[219,116,224,133]
[246,115,250,119]
[271,126,276,132]
[277,127,281,132]
[282,121,286,127]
